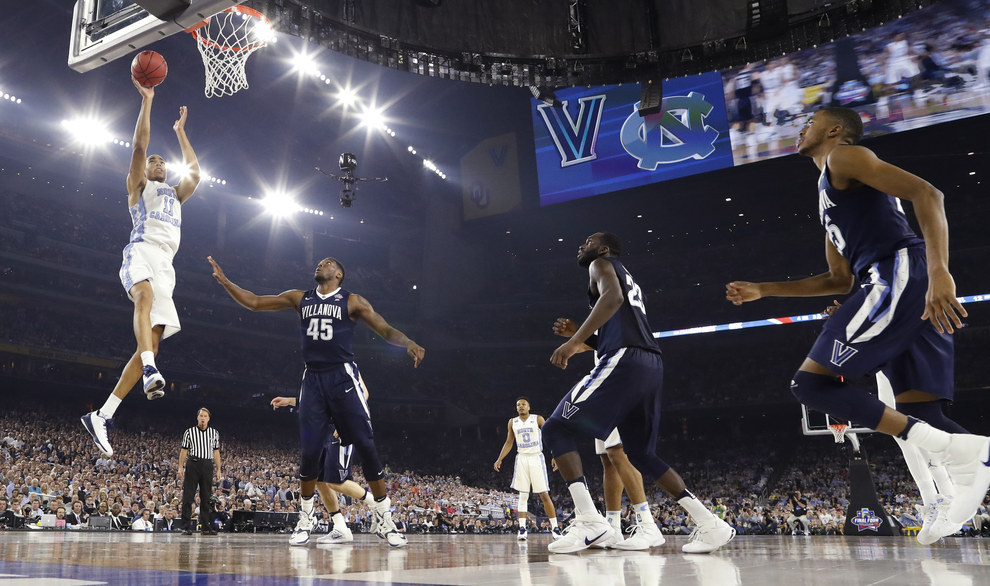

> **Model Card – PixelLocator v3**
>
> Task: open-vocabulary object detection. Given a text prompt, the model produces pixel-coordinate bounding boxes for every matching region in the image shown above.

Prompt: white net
[190,6,275,98]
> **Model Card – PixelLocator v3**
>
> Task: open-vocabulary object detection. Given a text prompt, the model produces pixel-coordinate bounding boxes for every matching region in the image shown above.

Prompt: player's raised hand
[406,340,425,368]
[552,317,578,338]
[822,300,841,319]
[206,256,228,284]
[131,76,154,99]
[173,106,188,133]
[726,281,762,305]
[923,269,967,334]
[270,397,294,410]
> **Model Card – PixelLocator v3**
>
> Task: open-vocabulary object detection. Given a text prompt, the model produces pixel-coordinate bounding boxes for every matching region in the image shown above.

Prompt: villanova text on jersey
[299,287,356,366]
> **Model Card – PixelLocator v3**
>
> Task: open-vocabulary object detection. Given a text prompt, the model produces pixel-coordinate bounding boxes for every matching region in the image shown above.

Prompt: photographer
[210,495,232,533]
[0,498,16,529]
[787,490,811,536]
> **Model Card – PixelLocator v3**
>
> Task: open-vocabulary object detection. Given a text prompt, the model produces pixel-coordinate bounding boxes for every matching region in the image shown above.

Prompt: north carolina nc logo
[851,507,883,531]
[619,92,719,170]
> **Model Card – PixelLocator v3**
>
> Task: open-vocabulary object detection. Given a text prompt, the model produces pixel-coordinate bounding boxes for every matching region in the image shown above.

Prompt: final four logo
[620,92,719,170]
[851,508,883,531]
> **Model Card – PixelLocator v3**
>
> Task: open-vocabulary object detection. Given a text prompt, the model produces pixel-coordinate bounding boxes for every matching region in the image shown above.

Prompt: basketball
[131,50,167,88]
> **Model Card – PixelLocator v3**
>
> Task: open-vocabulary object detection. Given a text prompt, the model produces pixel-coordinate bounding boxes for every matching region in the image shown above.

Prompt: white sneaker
[941,435,990,526]
[551,527,563,541]
[289,511,314,546]
[517,527,528,541]
[81,411,113,456]
[682,517,735,554]
[547,516,614,554]
[613,522,665,550]
[369,508,384,539]
[374,500,407,548]
[917,496,960,545]
[317,523,354,544]
[142,365,166,400]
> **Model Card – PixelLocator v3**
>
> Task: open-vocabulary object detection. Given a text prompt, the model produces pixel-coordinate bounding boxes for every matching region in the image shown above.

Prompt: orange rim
[185,5,272,52]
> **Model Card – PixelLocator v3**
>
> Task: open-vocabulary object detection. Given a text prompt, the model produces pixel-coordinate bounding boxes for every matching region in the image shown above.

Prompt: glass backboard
[68,0,243,72]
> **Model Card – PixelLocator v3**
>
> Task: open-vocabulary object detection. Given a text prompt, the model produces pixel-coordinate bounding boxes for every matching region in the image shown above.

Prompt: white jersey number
[306,318,334,341]
[626,273,647,315]
[823,213,847,255]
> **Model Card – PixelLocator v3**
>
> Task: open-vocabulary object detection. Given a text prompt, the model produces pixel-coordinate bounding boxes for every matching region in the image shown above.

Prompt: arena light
[336,87,358,108]
[358,106,386,130]
[60,118,112,146]
[167,161,191,180]
[261,190,299,216]
[290,51,320,76]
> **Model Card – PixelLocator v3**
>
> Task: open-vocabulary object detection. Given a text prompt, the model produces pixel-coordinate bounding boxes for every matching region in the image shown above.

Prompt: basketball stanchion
[185,5,276,98]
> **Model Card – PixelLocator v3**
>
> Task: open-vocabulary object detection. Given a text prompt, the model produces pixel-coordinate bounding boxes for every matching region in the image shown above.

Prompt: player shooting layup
[82,77,200,457]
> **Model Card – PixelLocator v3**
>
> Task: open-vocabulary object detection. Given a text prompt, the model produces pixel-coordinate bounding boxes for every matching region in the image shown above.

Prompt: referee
[179,407,221,535]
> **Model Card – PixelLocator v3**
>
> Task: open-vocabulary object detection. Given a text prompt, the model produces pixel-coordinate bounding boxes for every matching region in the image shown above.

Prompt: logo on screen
[619,92,719,170]
[536,95,608,168]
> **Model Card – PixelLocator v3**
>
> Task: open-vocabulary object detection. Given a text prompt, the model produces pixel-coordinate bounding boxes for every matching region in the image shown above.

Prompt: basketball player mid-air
[82,77,200,457]
[207,255,424,547]
[543,232,735,554]
[493,397,562,540]
[726,107,990,539]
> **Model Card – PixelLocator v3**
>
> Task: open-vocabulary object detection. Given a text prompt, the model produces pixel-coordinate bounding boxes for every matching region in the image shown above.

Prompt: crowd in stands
[4,401,990,540]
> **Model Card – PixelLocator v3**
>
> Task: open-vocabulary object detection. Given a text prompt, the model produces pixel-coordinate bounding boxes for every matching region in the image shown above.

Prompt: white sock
[633,502,655,526]
[930,461,956,499]
[895,438,938,505]
[605,510,622,530]
[140,351,156,369]
[99,394,122,418]
[904,421,952,453]
[549,517,559,529]
[519,516,527,531]
[332,512,347,527]
[301,496,314,516]
[361,490,375,506]
[678,493,715,524]
[567,481,601,519]
[375,496,391,513]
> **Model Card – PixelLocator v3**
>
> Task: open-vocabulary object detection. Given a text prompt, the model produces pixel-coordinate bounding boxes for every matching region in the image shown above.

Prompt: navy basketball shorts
[548,347,663,454]
[808,246,954,400]
[318,429,354,484]
[297,362,372,481]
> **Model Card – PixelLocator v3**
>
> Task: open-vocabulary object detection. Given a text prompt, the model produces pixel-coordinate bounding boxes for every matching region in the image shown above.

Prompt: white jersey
[512,415,542,455]
[128,180,181,258]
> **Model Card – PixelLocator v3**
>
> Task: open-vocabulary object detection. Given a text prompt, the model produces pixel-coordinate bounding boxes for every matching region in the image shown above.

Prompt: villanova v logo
[537,95,607,168]
[488,145,508,167]
[562,401,580,419]
[831,340,858,367]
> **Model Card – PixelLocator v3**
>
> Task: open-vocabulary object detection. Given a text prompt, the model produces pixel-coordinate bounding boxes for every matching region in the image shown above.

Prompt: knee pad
[541,418,577,460]
[790,370,886,429]
[517,492,529,514]
[896,401,968,434]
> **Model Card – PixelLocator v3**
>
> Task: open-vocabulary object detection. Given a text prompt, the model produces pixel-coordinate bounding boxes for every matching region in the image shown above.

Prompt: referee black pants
[181,458,213,531]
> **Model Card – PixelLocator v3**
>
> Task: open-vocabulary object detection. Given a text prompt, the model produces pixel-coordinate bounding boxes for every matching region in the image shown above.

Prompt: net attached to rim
[187,6,275,98]
[828,423,849,443]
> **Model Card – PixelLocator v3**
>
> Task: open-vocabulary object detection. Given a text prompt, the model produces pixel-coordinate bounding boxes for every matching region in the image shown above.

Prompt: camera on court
[338,153,357,173]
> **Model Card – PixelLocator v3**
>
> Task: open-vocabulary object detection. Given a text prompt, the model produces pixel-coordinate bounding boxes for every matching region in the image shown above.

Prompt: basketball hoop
[828,423,849,443]
[186,6,275,98]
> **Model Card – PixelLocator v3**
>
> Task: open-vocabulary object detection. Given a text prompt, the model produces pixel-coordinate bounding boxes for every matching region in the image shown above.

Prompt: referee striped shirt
[181,426,220,459]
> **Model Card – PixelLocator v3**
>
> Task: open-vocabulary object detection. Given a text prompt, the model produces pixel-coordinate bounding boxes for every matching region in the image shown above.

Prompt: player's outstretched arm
[173,106,201,203]
[726,237,854,304]
[349,294,425,367]
[494,419,515,472]
[126,77,154,204]
[207,256,303,312]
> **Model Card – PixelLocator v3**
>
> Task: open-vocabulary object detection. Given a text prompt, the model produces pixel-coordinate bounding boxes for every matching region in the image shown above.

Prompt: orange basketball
[131,50,168,88]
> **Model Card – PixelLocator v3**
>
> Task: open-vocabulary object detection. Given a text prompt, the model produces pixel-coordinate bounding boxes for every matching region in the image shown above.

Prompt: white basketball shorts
[119,242,180,339]
[594,428,622,455]
[511,453,550,493]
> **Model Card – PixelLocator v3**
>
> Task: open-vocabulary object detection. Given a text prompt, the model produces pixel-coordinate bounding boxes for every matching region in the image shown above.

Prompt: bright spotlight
[337,87,358,108]
[261,190,299,216]
[359,106,386,130]
[167,162,191,180]
[290,51,319,76]
[61,118,112,146]
[423,159,436,171]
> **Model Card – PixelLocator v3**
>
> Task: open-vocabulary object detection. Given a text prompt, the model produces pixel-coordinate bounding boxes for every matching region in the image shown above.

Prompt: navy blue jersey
[589,257,662,357]
[818,162,923,278]
[299,287,356,366]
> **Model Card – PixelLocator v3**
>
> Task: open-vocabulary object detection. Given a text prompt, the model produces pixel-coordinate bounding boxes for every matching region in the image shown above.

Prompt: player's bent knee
[625,450,670,479]
[790,370,885,429]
